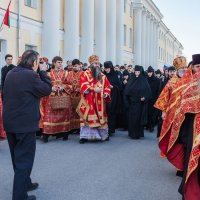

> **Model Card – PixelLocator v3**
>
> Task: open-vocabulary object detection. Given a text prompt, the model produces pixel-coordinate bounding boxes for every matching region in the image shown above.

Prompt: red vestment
[66,70,82,130]
[0,96,6,139]
[154,75,179,112]
[40,69,72,134]
[158,70,193,160]
[166,69,200,200]
[77,69,111,129]
[154,75,180,157]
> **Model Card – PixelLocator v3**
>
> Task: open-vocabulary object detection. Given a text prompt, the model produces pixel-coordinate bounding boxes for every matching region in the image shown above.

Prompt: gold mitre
[173,56,187,70]
[88,55,99,65]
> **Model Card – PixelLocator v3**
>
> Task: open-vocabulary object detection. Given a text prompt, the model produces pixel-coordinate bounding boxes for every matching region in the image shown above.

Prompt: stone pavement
[0,130,182,200]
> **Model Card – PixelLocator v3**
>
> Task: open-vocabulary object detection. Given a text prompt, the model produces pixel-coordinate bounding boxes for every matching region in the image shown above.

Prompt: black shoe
[25,195,36,200]
[149,128,154,132]
[79,139,87,144]
[42,135,49,143]
[130,136,140,140]
[63,134,69,141]
[105,136,110,141]
[176,170,184,177]
[27,182,39,192]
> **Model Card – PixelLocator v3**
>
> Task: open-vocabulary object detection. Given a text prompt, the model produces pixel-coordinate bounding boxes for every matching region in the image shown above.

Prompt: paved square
[0,131,182,200]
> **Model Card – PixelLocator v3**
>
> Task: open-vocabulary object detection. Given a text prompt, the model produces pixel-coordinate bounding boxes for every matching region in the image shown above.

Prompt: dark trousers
[6,132,36,200]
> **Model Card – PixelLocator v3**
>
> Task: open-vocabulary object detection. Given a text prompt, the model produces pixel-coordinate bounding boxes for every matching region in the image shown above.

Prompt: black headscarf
[104,61,122,90]
[124,65,152,101]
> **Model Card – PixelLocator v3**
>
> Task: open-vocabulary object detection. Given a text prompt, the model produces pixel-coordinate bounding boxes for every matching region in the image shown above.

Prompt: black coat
[159,76,169,94]
[147,75,160,101]
[3,65,52,133]
[1,64,16,91]
[124,71,152,138]
[105,70,123,114]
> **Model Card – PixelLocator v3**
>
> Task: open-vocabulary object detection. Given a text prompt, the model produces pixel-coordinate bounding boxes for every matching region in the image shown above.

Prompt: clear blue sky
[153,0,200,62]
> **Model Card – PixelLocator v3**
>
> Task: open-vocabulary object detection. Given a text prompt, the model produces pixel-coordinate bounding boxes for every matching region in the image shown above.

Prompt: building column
[134,7,142,65]
[94,0,106,63]
[152,20,156,67]
[64,0,79,61]
[154,21,158,68]
[106,0,117,64]
[141,9,147,67]
[149,16,154,66]
[116,0,124,65]
[42,0,60,60]
[146,12,151,66]
[80,0,95,63]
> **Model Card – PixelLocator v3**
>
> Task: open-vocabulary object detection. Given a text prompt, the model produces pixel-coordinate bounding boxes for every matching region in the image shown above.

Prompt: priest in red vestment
[166,54,200,200]
[40,56,72,143]
[76,55,111,143]
[66,59,82,133]
[157,57,189,154]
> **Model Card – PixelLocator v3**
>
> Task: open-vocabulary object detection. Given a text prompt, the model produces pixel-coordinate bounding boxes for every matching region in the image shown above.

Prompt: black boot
[42,135,49,143]
[79,139,88,144]
[63,133,69,141]
[27,183,39,192]
[176,170,184,177]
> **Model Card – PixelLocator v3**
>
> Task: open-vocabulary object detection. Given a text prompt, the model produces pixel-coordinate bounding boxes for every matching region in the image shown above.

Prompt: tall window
[25,44,37,51]
[124,25,127,46]
[24,0,37,8]
[129,28,133,48]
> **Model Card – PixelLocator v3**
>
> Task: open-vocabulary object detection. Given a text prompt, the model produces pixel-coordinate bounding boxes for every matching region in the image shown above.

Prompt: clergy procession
[0,51,200,200]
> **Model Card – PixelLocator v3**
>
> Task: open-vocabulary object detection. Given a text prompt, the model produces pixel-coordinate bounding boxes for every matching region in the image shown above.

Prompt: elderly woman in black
[124,65,152,139]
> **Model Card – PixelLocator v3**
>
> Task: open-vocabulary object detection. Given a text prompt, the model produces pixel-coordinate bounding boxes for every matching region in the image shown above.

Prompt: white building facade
[0,0,183,69]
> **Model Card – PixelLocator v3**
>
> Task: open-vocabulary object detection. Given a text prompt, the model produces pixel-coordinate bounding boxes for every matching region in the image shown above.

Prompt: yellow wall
[1,0,18,12]
[0,26,18,63]
[1,0,42,21]
[21,0,42,22]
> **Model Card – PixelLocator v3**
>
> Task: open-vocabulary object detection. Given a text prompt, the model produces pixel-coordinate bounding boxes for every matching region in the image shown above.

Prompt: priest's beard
[91,66,102,80]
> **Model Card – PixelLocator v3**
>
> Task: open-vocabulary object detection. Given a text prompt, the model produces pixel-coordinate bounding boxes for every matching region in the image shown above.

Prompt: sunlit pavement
[0,130,182,200]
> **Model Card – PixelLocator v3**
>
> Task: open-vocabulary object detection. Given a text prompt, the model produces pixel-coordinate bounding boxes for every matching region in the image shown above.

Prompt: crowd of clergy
[0,52,200,200]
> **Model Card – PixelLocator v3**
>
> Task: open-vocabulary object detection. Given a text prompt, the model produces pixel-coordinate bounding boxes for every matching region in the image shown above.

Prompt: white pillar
[42,0,60,60]
[149,17,154,66]
[152,20,156,67]
[116,0,124,65]
[81,0,94,63]
[141,9,147,67]
[94,0,106,63]
[134,8,142,65]
[155,23,159,68]
[106,0,117,64]
[153,21,158,68]
[146,13,150,66]
[64,0,79,61]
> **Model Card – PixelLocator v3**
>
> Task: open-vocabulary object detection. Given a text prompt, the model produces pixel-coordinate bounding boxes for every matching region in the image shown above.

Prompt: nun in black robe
[104,61,123,136]
[124,65,152,139]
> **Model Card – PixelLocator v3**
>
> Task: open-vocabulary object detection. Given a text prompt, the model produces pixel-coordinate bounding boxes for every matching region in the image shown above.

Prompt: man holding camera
[3,50,52,200]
